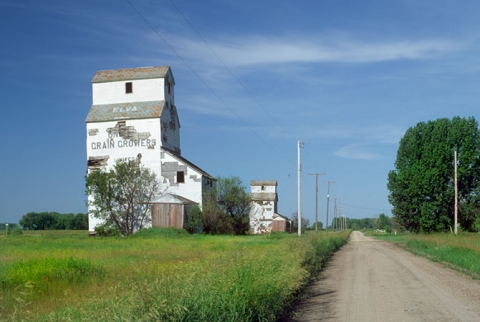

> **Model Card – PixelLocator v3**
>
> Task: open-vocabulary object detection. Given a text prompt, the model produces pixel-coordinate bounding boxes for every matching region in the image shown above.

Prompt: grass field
[369,231,480,277]
[0,229,350,321]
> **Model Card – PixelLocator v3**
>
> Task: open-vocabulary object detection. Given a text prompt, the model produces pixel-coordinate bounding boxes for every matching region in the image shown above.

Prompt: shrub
[94,223,120,236]
[132,227,188,238]
[474,216,480,233]
[12,226,23,235]
[184,205,202,234]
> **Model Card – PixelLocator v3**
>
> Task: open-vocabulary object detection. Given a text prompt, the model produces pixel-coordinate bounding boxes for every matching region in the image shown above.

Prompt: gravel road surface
[288,231,480,322]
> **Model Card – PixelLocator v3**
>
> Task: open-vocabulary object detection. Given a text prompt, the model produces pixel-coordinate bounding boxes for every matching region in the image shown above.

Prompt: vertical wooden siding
[272,221,286,232]
[152,204,184,229]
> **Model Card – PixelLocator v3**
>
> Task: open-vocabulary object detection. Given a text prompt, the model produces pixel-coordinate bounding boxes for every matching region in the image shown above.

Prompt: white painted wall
[87,67,208,232]
[160,152,204,205]
[93,79,165,105]
[87,118,163,176]
[249,182,278,234]
[87,194,103,231]
[250,203,270,234]
[251,184,276,193]
[86,118,165,231]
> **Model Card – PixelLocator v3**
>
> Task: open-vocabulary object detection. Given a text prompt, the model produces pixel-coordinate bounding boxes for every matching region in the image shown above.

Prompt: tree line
[19,212,88,230]
[0,223,19,230]
[347,214,397,232]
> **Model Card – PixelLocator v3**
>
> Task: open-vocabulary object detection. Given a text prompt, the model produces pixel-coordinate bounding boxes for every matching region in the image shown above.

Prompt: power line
[127,0,389,183]
[337,201,391,213]
[125,0,289,164]
[125,1,394,216]
[168,0,298,144]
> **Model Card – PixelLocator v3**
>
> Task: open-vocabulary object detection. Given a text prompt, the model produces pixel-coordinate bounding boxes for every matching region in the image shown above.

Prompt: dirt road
[288,231,480,322]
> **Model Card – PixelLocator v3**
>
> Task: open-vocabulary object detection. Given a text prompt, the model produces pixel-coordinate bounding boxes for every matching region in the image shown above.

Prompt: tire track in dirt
[287,231,480,322]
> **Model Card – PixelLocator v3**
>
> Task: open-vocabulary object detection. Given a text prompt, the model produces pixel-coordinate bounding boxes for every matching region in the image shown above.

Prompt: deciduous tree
[197,176,251,235]
[290,212,310,233]
[216,176,252,235]
[198,190,233,234]
[85,160,161,236]
[388,117,480,232]
[377,213,390,230]
[310,221,323,230]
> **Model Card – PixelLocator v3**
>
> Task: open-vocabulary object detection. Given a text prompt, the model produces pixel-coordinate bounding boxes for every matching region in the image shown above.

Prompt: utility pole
[333,198,337,232]
[454,149,458,235]
[339,208,343,231]
[309,173,325,232]
[298,141,304,236]
[325,181,335,233]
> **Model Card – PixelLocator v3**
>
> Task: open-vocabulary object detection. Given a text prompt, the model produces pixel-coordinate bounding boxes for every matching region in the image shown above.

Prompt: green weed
[1,229,349,321]
[0,257,105,290]
[373,232,480,276]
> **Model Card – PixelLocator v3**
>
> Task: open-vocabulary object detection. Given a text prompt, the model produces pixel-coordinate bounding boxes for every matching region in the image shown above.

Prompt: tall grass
[0,257,105,288]
[0,229,349,321]
[372,232,480,276]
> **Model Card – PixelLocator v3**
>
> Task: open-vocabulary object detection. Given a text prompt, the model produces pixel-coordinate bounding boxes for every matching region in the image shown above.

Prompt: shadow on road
[281,257,340,322]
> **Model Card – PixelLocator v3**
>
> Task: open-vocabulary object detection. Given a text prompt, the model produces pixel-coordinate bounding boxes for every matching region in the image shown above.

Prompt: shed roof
[86,100,164,123]
[272,213,289,221]
[92,66,172,83]
[150,193,197,205]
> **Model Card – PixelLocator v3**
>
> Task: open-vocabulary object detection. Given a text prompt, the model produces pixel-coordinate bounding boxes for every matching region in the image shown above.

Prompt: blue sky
[1,0,480,226]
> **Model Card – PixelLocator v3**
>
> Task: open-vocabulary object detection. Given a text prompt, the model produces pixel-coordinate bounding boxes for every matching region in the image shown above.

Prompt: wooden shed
[272,214,292,233]
[150,193,197,229]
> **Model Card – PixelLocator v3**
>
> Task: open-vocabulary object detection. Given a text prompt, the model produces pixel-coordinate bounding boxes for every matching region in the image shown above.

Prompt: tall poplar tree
[388,117,480,232]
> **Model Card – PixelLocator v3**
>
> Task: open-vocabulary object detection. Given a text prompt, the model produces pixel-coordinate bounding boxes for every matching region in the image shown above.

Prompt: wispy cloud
[272,123,405,143]
[174,34,462,67]
[334,144,381,160]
